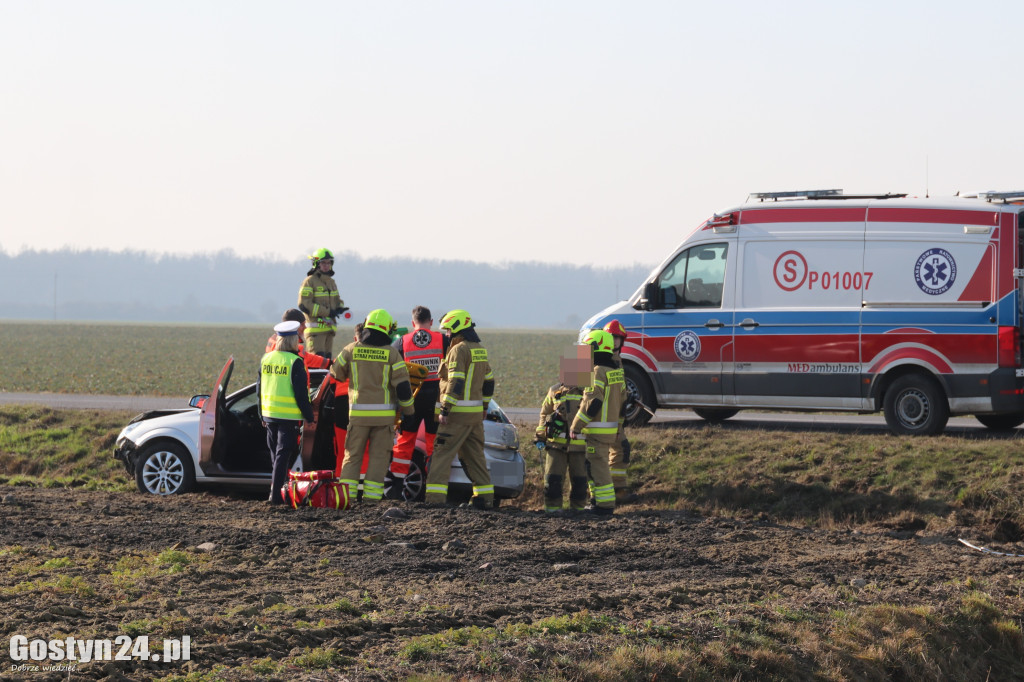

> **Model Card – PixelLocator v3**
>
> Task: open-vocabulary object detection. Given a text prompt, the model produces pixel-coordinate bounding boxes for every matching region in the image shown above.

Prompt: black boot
[569,476,589,511]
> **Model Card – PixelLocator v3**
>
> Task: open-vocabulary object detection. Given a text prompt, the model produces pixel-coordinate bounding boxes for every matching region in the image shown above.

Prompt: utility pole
[53,272,57,321]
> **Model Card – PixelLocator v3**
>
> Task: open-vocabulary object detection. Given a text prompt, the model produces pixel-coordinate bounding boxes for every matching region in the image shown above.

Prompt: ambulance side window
[654,243,727,309]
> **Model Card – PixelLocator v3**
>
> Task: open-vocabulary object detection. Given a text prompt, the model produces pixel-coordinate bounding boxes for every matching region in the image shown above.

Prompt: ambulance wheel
[975,412,1024,431]
[883,375,949,436]
[693,408,739,424]
[384,451,426,501]
[135,442,195,495]
[623,364,655,427]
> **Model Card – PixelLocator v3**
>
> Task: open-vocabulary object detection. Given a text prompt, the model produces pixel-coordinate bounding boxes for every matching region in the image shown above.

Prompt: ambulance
[580,189,1024,435]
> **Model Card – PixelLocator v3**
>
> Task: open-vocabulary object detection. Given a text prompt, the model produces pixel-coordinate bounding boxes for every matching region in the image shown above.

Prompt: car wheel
[623,364,656,427]
[975,412,1024,430]
[135,442,196,495]
[883,374,949,436]
[693,408,740,424]
[384,451,426,501]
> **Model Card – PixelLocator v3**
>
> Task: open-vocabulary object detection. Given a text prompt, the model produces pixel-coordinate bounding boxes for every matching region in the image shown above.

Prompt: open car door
[199,357,233,476]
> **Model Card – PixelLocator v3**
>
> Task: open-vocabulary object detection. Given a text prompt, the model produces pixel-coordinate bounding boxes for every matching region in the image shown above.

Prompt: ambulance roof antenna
[925,155,929,198]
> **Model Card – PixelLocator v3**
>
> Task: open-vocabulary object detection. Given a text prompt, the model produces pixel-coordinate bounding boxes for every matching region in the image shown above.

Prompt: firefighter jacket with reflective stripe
[571,364,626,441]
[298,271,343,334]
[401,328,444,381]
[264,334,331,370]
[437,336,494,424]
[330,342,414,425]
[536,383,586,452]
[258,351,314,422]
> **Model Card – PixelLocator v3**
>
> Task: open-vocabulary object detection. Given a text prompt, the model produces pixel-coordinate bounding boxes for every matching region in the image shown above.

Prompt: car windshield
[486,398,510,424]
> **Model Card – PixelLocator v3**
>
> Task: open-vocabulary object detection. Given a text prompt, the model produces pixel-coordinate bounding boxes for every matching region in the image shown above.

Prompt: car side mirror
[189,394,209,408]
[635,282,657,311]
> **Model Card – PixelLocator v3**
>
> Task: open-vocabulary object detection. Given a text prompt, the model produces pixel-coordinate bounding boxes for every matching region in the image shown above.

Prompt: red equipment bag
[289,469,335,482]
[281,471,351,509]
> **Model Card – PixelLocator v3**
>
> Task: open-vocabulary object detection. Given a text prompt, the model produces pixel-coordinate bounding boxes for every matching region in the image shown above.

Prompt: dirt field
[2,483,1022,681]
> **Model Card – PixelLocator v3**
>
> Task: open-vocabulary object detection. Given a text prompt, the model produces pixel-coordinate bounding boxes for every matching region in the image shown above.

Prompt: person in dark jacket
[258,320,315,504]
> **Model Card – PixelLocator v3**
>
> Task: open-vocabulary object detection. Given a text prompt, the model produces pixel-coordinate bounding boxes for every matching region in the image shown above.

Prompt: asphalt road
[1,392,1010,436]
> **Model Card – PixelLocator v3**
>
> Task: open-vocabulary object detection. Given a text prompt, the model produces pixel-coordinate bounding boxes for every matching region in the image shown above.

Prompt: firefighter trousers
[338,423,393,502]
[585,436,616,510]
[304,328,336,360]
[425,420,493,506]
[543,446,588,512]
[391,381,440,478]
[607,430,630,490]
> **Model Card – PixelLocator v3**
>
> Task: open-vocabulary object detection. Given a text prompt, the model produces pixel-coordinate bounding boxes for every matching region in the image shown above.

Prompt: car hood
[127,408,197,425]
[118,408,201,452]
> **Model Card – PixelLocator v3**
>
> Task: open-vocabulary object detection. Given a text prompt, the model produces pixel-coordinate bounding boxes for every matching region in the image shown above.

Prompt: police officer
[265,309,332,370]
[298,248,348,361]
[603,319,636,503]
[389,306,445,496]
[258,321,315,505]
[425,310,495,508]
[536,382,588,514]
[330,310,414,503]
[570,329,627,517]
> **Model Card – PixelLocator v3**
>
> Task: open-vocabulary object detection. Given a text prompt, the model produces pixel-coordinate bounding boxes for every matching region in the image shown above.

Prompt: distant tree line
[0,248,654,330]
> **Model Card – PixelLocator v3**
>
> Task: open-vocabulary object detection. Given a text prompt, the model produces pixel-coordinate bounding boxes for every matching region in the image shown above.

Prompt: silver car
[113,357,526,504]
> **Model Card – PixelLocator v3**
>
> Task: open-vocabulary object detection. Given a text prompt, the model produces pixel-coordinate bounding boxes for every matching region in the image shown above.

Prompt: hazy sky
[2,1,1022,267]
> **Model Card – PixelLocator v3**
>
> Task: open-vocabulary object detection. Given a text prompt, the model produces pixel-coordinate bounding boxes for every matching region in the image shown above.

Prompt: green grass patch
[0,321,575,408]
[289,646,353,669]
[0,405,134,488]
[4,574,95,598]
[396,597,1023,680]
[619,424,1024,528]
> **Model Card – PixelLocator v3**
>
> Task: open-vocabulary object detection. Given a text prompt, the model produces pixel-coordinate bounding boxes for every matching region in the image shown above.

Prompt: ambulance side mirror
[635,282,657,310]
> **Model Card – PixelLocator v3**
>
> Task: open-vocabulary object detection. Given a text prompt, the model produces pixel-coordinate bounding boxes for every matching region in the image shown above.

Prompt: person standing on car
[425,310,496,508]
[330,310,415,503]
[603,319,636,503]
[570,329,627,518]
[388,306,446,495]
[258,320,315,505]
[266,309,331,370]
[298,248,348,361]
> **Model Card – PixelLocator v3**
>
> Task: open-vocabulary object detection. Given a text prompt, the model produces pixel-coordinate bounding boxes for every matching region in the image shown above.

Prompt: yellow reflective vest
[437,338,494,425]
[571,364,626,442]
[537,383,586,452]
[298,271,342,334]
[330,342,414,426]
[259,351,305,421]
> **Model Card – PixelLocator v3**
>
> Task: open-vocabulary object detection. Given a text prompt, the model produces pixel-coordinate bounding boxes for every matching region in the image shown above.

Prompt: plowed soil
[1,484,1021,681]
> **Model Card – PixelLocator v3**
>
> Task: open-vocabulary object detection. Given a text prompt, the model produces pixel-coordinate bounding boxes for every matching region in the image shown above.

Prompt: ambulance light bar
[748,189,843,202]
[748,190,908,202]
[977,191,1024,203]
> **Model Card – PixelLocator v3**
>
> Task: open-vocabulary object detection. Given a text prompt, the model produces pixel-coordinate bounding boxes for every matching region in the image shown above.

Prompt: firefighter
[535,382,588,514]
[388,306,446,498]
[265,309,332,370]
[330,323,362,477]
[570,329,627,517]
[425,310,495,508]
[330,310,414,502]
[257,321,315,505]
[603,319,636,503]
[298,248,348,361]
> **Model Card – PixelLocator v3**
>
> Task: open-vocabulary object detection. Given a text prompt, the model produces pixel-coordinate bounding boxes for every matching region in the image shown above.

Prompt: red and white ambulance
[581,189,1024,435]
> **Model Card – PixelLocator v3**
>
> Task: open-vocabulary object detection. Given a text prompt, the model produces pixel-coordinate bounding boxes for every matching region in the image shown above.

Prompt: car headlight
[118,423,141,441]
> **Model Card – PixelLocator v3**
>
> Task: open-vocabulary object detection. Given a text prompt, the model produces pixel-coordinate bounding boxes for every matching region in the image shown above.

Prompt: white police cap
[274,320,301,337]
